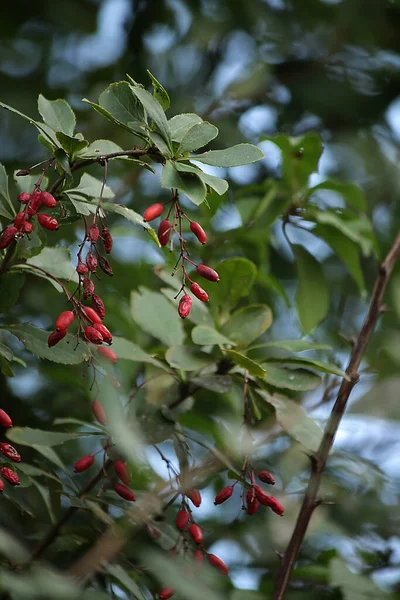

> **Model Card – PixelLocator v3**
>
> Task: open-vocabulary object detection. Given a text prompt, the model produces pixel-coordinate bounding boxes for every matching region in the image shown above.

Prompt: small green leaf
[190,374,232,394]
[169,113,203,142]
[0,101,58,147]
[0,342,13,362]
[131,287,184,347]
[26,247,78,283]
[266,357,349,379]
[55,132,88,158]
[98,81,146,128]
[67,173,114,202]
[221,305,273,346]
[147,69,170,111]
[166,346,213,371]
[310,209,376,257]
[0,163,14,218]
[7,427,80,447]
[161,161,206,205]
[130,84,172,154]
[112,337,167,369]
[54,148,72,178]
[14,172,48,194]
[208,257,257,313]
[38,95,76,135]
[225,350,266,378]
[80,139,123,157]
[263,364,322,390]
[248,339,331,353]
[307,180,366,212]
[191,326,234,346]
[294,244,330,335]
[102,203,159,246]
[175,161,228,195]
[329,558,385,600]
[178,122,218,153]
[193,143,264,167]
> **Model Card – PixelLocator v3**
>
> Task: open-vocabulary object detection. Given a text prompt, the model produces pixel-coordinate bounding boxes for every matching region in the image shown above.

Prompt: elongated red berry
[55,310,74,331]
[86,252,97,272]
[194,549,204,566]
[38,214,59,230]
[258,470,275,485]
[114,483,136,501]
[82,306,102,324]
[0,467,20,486]
[197,264,219,282]
[77,262,88,275]
[176,509,190,531]
[186,488,201,507]
[92,294,105,319]
[18,192,30,204]
[84,326,103,344]
[190,282,208,302]
[254,485,271,506]
[48,329,67,347]
[40,191,57,208]
[0,479,4,493]
[92,400,107,425]
[214,485,233,505]
[207,554,228,575]
[14,212,26,230]
[99,256,113,277]
[74,455,94,473]
[246,488,259,515]
[0,409,12,428]
[114,460,130,485]
[190,221,207,244]
[21,221,32,234]
[102,227,113,253]
[264,495,284,516]
[0,443,21,462]
[178,294,192,319]
[143,203,164,222]
[188,523,203,544]
[0,226,17,249]
[93,323,112,344]
[159,588,174,599]
[158,219,171,246]
[27,191,42,215]
[97,346,117,363]
[83,277,95,298]
[88,224,99,242]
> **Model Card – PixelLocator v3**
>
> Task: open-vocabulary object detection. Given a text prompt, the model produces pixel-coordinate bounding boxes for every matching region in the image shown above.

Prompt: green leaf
[0,273,24,314]
[161,160,206,205]
[14,172,48,194]
[7,427,80,447]
[221,305,273,346]
[0,163,14,218]
[112,336,166,369]
[168,113,203,142]
[0,342,13,362]
[208,257,257,313]
[102,203,159,246]
[191,326,234,346]
[15,224,46,260]
[225,350,266,378]
[175,161,228,195]
[131,287,184,347]
[26,247,78,283]
[266,356,349,379]
[98,81,145,126]
[147,69,170,111]
[294,244,330,335]
[54,147,72,178]
[307,180,366,212]
[160,286,213,327]
[178,122,218,153]
[329,558,386,600]
[248,339,331,353]
[66,173,114,202]
[3,324,89,364]
[0,526,30,563]
[130,84,172,154]
[0,101,59,148]
[258,391,323,452]
[38,95,76,135]
[193,143,264,167]
[135,404,175,444]
[190,374,232,394]
[55,132,88,158]
[263,364,322,390]
[80,139,123,157]
[165,345,213,371]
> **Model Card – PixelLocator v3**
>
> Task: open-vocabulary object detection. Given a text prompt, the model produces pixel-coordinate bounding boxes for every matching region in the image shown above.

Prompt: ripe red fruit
[114,483,136,501]
[197,264,219,282]
[186,488,201,507]
[83,277,95,298]
[82,306,102,324]
[190,282,208,302]
[92,400,107,425]
[0,467,20,486]
[0,479,4,493]
[48,329,67,347]
[114,460,130,484]
[76,262,89,275]
[190,221,207,244]
[264,495,284,516]
[188,523,203,544]
[86,252,98,272]
[92,294,105,319]
[18,192,30,204]
[194,549,204,566]
[74,455,94,473]
[176,509,190,531]
[37,214,59,230]
[40,191,57,208]
[14,212,26,230]
[207,554,228,575]
[55,311,75,331]
[102,227,113,253]
[158,219,171,246]
[214,485,233,505]
[254,485,271,506]
[159,588,174,599]
[97,346,117,363]
[88,224,99,242]
[21,221,32,234]
[0,443,21,462]
[27,191,42,215]
[258,470,275,485]
[84,326,103,344]
[0,409,12,428]
[178,294,192,319]
[0,226,18,249]
[143,203,164,222]
[93,323,112,344]
[246,488,259,516]
[98,256,113,277]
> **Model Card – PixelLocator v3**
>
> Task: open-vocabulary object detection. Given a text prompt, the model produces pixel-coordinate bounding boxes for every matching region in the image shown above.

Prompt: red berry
[48,329,67,347]
[0,226,17,249]
[93,323,112,344]
[18,192,30,204]
[40,191,57,208]
[214,485,233,505]
[84,326,103,344]
[21,221,32,234]
[0,409,12,428]
[55,310,74,331]
[74,455,94,473]
[0,443,21,462]
[246,488,259,516]
[37,214,59,230]
[254,485,271,506]
[143,203,164,222]
[264,495,284,516]
[14,212,26,230]
[92,400,107,425]
[197,264,219,282]
[0,467,20,486]
[92,294,105,319]
[98,256,113,277]
[114,483,136,501]
[97,346,117,363]
[207,554,228,575]
[176,509,190,531]
[190,221,207,244]
[102,227,113,253]
[0,479,4,493]
[82,306,102,324]
[190,282,208,302]
[88,224,99,242]
[114,460,130,485]
[77,262,89,275]
[194,549,204,566]
[159,587,174,599]
[258,470,275,485]
[188,523,203,544]
[186,488,201,507]
[86,252,98,272]
[83,277,95,298]
[178,294,192,319]
[27,191,42,215]
[158,219,171,246]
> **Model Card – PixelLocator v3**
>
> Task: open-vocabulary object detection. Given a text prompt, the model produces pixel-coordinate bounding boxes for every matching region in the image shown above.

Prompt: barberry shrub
[0,71,394,600]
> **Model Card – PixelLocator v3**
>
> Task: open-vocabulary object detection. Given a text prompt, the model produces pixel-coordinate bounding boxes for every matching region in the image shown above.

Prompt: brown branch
[272,231,400,600]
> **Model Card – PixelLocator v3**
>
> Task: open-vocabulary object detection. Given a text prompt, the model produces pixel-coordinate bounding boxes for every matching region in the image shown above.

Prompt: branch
[272,232,400,600]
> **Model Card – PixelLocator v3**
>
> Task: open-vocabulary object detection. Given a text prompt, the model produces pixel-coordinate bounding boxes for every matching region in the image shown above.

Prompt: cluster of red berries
[0,189,59,250]
[74,455,135,501]
[143,201,219,320]
[214,470,284,517]
[0,409,21,490]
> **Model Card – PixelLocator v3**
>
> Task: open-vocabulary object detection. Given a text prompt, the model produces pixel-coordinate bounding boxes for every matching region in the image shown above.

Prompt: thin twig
[272,232,400,600]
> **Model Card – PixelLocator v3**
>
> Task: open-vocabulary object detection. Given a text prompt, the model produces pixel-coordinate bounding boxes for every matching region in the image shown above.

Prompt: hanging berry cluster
[0,409,21,490]
[143,193,219,319]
